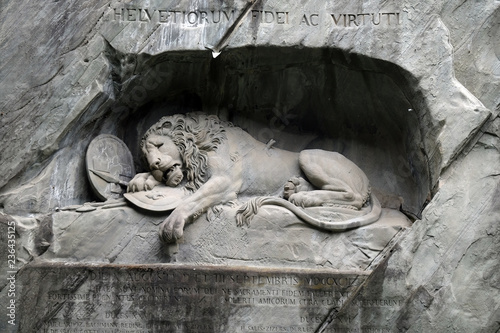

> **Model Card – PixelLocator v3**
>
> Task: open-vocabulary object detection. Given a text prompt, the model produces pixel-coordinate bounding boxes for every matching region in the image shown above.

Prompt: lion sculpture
[127,113,381,243]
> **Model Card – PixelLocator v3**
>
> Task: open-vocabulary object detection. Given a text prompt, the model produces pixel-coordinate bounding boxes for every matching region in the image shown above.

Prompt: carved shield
[86,134,135,201]
[123,184,188,211]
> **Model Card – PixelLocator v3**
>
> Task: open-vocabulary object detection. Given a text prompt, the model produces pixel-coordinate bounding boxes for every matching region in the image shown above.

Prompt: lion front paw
[127,172,160,192]
[158,208,187,243]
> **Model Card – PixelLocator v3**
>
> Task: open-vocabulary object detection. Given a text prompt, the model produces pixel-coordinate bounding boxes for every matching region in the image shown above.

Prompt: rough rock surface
[323,132,500,332]
[0,0,499,332]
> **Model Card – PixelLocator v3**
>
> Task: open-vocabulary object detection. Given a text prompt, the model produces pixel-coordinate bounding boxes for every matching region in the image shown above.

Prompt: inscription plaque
[18,264,373,332]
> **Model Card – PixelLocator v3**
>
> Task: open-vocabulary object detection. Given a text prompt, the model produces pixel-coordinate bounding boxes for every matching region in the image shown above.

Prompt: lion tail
[236,194,382,231]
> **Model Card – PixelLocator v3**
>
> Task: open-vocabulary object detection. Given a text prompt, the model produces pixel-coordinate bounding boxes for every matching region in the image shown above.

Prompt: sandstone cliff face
[0,0,499,332]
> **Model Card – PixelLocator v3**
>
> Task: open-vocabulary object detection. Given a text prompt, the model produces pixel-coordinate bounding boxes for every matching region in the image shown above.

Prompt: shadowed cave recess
[108,46,431,220]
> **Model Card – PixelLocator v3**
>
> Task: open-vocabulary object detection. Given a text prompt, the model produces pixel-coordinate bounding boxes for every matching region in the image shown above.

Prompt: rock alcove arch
[117,46,431,219]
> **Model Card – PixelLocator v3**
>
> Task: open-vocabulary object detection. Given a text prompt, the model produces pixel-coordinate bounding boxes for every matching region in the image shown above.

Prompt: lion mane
[140,113,228,192]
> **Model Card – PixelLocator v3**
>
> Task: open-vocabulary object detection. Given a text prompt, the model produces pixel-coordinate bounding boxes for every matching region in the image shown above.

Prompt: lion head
[140,113,227,192]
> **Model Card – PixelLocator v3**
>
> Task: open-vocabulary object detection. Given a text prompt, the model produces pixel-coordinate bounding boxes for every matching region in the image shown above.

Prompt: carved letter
[276,12,288,24]
[187,12,198,24]
[139,8,153,22]
[159,10,170,22]
[264,11,275,23]
[359,13,370,25]
[199,11,208,24]
[171,11,181,23]
[113,8,123,21]
[331,13,343,25]
[127,8,137,21]
[223,10,234,21]
[310,14,319,26]
[251,10,260,22]
[347,14,358,26]
[212,10,221,23]
[300,14,310,26]
[382,13,396,25]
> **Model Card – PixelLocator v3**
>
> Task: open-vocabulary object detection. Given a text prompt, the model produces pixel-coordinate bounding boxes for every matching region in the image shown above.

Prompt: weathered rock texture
[0,0,499,332]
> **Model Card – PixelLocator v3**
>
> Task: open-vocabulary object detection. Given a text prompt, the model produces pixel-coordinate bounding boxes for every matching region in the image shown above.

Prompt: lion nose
[150,158,161,170]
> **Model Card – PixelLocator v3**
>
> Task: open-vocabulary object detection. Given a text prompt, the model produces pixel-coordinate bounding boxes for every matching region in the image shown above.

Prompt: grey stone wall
[0,0,499,332]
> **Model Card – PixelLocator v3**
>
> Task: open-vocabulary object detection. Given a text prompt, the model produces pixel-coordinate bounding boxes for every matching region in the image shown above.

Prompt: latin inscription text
[26,266,405,333]
[108,7,402,28]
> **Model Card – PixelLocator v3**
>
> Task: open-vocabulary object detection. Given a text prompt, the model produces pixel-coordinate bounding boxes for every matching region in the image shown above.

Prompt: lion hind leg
[298,151,354,191]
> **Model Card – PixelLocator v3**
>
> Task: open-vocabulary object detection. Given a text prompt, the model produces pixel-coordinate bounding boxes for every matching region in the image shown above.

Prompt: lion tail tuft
[236,197,269,227]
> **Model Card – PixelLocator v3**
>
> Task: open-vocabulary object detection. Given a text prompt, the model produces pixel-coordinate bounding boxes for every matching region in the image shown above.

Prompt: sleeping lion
[127,113,381,243]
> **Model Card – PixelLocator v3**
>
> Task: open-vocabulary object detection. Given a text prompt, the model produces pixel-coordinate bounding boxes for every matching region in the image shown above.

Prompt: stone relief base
[42,205,410,270]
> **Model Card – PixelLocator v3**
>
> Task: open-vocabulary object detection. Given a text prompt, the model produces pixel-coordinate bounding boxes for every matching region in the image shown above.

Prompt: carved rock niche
[119,47,429,215]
